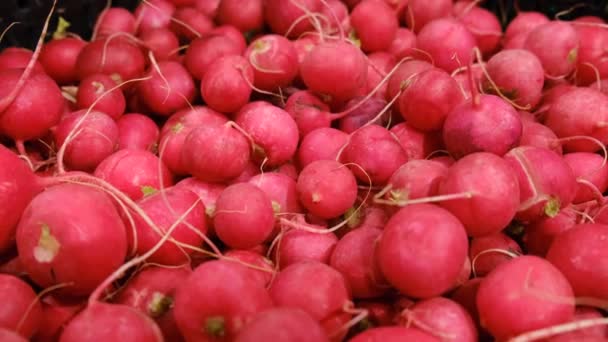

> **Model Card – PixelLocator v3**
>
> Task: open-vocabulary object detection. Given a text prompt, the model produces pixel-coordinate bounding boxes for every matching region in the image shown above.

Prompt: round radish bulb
[53,110,119,172]
[76,73,125,120]
[398,67,464,132]
[76,38,145,82]
[341,125,408,185]
[386,59,434,103]
[297,128,349,167]
[181,122,251,182]
[483,49,545,109]
[0,274,41,338]
[0,329,27,342]
[201,55,253,114]
[438,152,520,237]
[339,96,390,134]
[16,184,127,297]
[93,7,136,38]
[504,11,549,45]
[404,0,452,33]
[276,228,338,269]
[264,0,321,38]
[350,0,399,52]
[296,160,358,219]
[245,35,299,91]
[547,223,608,300]
[524,21,579,78]
[300,40,368,102]
[138,61,195,116]
[563,152,608,203]
[25,295,83,342]
[0,48,44,73]
[574,24,608,86]
[217,0,263,32]
[235,308,329,342]
[443,94,523,158]
[184,34,246,80]
[224,250,274,287]
[544,87,608,152]
[453,2,502,56]
[452,63,484,100]
[39,38,87,85]
[523,206,577,257]
[173,260,273,341]
[60,303,163,341]
[363,52,397,100]
[389,122,443,160]
[134,0,175,34]
[139,28,180,62]
[116,113,159,152]
[94,149,174,201]
[193,0,220,17]
[377,204,468,298]
[269,261,351,321]
[0,69,63,142]
[114,266,191,341]
[387,28,417,60]
[383,159,448,204]
[469,233,522,276]
[546,307,608,341]
[476,255,575,340]
[249,172,302,214]
[350,326,440,341]
[416,18,476,73]
[235,102,299,166]
[214,183,275,249]
[284,90,332,136]
[169,7,214,41]
[319,0,350,35]
[174,177,225,230]
[520,120,562,155]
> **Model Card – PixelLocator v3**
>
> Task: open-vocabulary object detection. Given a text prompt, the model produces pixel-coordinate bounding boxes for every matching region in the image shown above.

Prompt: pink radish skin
[93,7,137,38]
[76,38,145,82]
[0,329,27,342]
[450,278,483,331]
[114,266,191,341]
[385,159,448,203]
[284,90,332,136]
[94,149,174,201]
[235,308,329,342]
[523,206,577,257]
[249,172,302,214]
[181,122,251,183]
[245,35,299,91]
[0,274,42,338]
[276,228,338,269]
[452,64,484,100]
[574,24,608,86]
[173,260,273,341]
[363,52,397,100]
[377,204,468,298]
[116,113,159,152]
[214,183,275,249]
[201,55,253,114]
[453,2,502,56]
[563,152,608,203]
[520,120,562,155]
[350,0,399,52]
[476,255,575,340]
[416,18,476,73]
[386,59,434,104]
[546,223,608,300]
[297,128,349,167]
[319,0,350,35]
[404,0,452,33]
[193,0,220,17]
[60,303,163,342]
[217,0,263,33]
[224,250,274,287]
[76,74,125,120]
[38,296,84,341]
[524,21,579,78]
[16,184,127,297]
[263,0,321,38]
[54,110,119,172]
[232,161,261,183]
[184,34,246,80]
[387,28,417,60]
[469,233,522,276]
[330,227,389,299]
[39,38,87,85]
[546,307,608,341]
[350,327,441,342]
[169,7,214,41]
[138,61,196,116]
[342,125,408,185]
[269,261,351,321]
[134,0,175,34]
[389,122,442,160]
[139,28,180,62]
[438,152,520,237]
[504,11,549,45]
[0,48,45,73]
[443,94,523,158]
[339,97,390,133]
[296,160,358,219]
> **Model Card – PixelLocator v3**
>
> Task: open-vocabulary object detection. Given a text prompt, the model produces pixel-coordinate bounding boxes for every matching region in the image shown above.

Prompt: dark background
[0,0,607,50]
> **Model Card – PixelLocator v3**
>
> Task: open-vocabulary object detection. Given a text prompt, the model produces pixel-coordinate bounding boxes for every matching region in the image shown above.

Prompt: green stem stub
[205,316,226,338]
[141,185,158,198]
[148,292,173,318]
[544,197,561,218]
[34,224,60,263]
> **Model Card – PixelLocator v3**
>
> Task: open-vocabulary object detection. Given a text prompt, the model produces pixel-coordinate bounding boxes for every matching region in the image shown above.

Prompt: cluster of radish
[1,0,608,340]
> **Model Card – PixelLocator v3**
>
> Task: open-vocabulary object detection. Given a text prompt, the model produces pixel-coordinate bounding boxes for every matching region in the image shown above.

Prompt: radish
[184,34,246,80]
[380,159,448,205]
[404,0,452,33]
[450,278,483,331]
[297,128,349,167]
[16,183,127,297]
[35,296,83,342]
[387,28,417,60]
[350,0,399,52]
[201,55,253,114]
[0,48,44,73]
[173,260,273,340]
[469,232,522,276]
[376,204,468,298]
[0,274,42,338]
[170,7,214,41]
[350,326,440,341]
[138,61,196,116]
[339,96,390,133]
[94,149,174,201]
[523,21,579,78]
[563,152,608,203]
[386,59,434,103]
[546,223,608,300]
[224,250,274,287]
[217,0,263,33]
[244,34,299,91]
[174,177,225,230]
[139,28,180,62]
[545,307,608,341]
[235,308,329,342]
[362,53,396,100]
[269,261,351,321]
[76,38,145,82]
[92,7,137,39]
[263,0,321,38]
[476,255,575,340]
[284,90,332,135]
[276,227,338,269]
[523,206,578,257]
[319,0,350,36]
[453,2,502,56]
[504,11,549,47]
[193,0,220,17]
[416,18,476,73]
[0,329,27,342]
[134,0,175,34]
[39,37,86,85]
[389,122,442,160]
[520,120,563,155]
[249,172,302,214]
[76,73,125,120]
[574,23,608,86]
[116,113,159,152]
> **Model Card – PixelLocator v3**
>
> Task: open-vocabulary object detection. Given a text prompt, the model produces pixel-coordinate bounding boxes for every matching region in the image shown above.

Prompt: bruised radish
[563,152,608,203]
[184,34,246,80]
[469,233,522,276]
[416,18,476,73]
[116,113,159,152]
[350,326,440,341]
[0,274,42,338]
[523,21,579,78]
[76,73,125,120]
[76,38,145,82]
[297,128,349,167]
[350,0,399,52]
[245,34,299,91]
[276,227,338,269]
[138,61,196,116]
[235,308,329,342]
[39,38,87,85]
[201,55,253,114]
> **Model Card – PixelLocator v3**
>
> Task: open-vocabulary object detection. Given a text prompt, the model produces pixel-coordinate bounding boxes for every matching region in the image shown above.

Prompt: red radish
[382,159,448,204]
[504,11,549,46]
[235,308,329,342]
[563,152,608,203]
[232,160,261,183]
[138,61,195,116]
[76,38,145,82]
[35,296,83,342]
[319,0,350,35]
[139,28,180,62]
[386,59,434,103]
[545,307,608,341]
[214,183,275,249]
[60,303,163,341]
[339,97,390,133]
[224,250,274,287]
[376,204,468,298]
[201,55,253,114]
[0,48,44,73]
[389,122,442,160]
[249,172,302,214]
[363,52,397,100]
[244,34,299,91]
[450,278,484,333]
[404,0,452,33]
[438,152,520,237]
[520,120,563,155]
[443,94,523,158]
[76,73,125,120]
[476,255,575,340]
[169,7,214,41]
[173,260,273,341]
[16,184,127,297]
[296,160,358,219]
[181,122,251,182]
[524,21,579,78]
[398,67,464,131]
[469,233,522,276]
[356,301,395,327]
[341,125,408,185]
[452,63,484,100]
[269,261,350,321]
[350,0,399,52]
[114,266,191,341]
[174,177,225,229]
[330,227,388,299]
[217,0,263,33]
[39,38,87,85]
[453,2,502,56]
[93,7,137,39]
[0,146,41,252]
[300,40,368,102]
[573,24,608,86]
[387,28,417,60]
[263,0,321,38]
[504,146,577,222]
[184,33,246,80]
[350,326,440,341]
[416,18,476,73]
[94,149,174,201]
[54,110,119,172]
[0,329,27,342]
[284,90,332,136]
[0,274,42,338]
[523,206,578,257]
[400,297,478,342]
[193,0,220,17]
[116,113,159,152]
[297,128,349,167]
[546,223,608,300]
[276,227,338,269]
[134,0,175,34]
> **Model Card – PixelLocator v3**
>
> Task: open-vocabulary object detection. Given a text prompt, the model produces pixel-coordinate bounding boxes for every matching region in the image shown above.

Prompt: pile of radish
[2,0,608,340]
